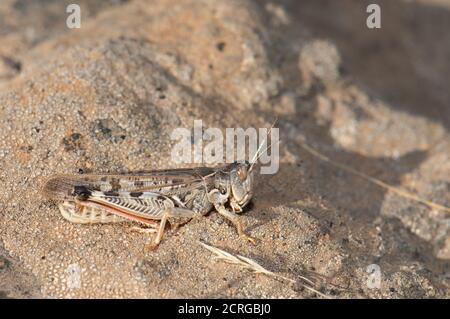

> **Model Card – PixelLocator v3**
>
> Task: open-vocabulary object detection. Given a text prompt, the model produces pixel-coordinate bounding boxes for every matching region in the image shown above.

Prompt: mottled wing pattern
[43,166,219,201]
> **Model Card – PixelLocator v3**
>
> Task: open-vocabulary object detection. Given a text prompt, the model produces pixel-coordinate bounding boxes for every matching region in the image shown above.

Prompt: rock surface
[0,0,448,298]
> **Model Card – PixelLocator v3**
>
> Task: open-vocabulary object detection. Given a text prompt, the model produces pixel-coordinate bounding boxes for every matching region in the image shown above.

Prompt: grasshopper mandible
[43,160,262,250]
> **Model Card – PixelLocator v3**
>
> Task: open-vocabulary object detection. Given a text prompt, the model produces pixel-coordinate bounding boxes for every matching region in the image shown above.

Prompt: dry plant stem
[199,242,331,299]
[299,142,450,215]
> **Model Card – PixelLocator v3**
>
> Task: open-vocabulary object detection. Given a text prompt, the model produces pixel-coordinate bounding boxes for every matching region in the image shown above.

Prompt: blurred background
[2,0,450,126]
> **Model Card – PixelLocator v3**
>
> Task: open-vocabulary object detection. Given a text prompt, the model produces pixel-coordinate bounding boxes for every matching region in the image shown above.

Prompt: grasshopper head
[228,161,254,212]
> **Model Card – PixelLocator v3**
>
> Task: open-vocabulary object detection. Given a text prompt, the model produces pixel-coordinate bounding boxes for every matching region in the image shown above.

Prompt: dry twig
[200,242,331,299]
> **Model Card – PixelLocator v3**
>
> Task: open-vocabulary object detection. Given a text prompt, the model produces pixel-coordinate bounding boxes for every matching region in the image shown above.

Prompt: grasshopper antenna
[249,119,278,173]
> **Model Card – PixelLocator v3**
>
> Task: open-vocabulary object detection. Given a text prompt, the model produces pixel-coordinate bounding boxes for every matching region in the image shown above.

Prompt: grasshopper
[43,160,259,250]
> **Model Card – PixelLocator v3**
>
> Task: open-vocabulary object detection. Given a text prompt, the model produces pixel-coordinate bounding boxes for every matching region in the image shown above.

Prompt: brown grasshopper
[43,160,259,250]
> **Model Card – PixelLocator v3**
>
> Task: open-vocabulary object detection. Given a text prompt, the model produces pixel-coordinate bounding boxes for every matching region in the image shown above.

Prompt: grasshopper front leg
[208,189,256,244]
[215,205,257,244]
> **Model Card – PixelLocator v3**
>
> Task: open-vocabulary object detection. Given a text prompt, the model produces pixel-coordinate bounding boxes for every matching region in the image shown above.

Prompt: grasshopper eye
[237,167,247,182]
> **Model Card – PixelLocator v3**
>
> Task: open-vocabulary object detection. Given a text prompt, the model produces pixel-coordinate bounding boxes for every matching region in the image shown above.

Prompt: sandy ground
[0,0,449,298]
